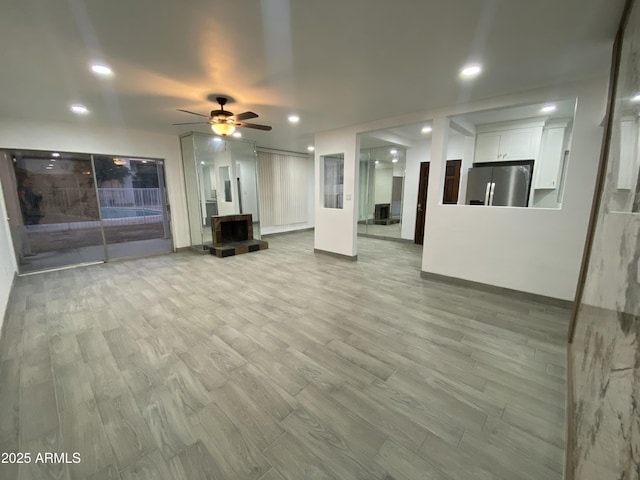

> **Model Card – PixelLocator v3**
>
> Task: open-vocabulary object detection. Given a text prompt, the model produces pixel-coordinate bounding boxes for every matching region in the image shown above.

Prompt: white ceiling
[0,0,625,153]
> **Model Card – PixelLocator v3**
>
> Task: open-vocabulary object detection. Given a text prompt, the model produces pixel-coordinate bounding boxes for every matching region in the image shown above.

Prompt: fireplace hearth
[210,214,268,257]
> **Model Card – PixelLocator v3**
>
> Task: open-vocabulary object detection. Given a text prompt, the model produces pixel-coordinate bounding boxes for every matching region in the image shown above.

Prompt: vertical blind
[257,151,311,227]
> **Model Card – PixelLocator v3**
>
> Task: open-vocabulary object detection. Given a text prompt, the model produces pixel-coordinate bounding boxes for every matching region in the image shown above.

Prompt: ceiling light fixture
[288,115,300,123]
[307,146,315,152]
[113,158,126,166]
[632,93,640,102]
[91,64,112,75]
[392,158,398,163]
[70,104,88,114]
[541,104,557,113]
[460,64,482,78]
[45,166,53,170]
[51,152,60,157]
[390,149,398,154]
[421,126,432,134]
[232,132,242,138]
[213,137,222,142]
[375,160,380,164]
[211,123,236,136]
[200,161,205,165]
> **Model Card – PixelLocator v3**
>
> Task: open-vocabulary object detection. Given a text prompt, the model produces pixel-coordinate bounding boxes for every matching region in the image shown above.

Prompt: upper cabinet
[535,123,568,189]
[474,119,569,190]
[446,98,577,209]
[474,123,543,163]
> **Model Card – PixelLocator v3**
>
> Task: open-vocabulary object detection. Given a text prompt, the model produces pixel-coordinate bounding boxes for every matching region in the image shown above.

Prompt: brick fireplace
[210,214,268,257]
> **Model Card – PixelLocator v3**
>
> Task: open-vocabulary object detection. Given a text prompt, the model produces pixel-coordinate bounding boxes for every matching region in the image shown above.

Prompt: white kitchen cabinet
[474,133,501,163]
[474,126,543,163]
[535,126,566,189]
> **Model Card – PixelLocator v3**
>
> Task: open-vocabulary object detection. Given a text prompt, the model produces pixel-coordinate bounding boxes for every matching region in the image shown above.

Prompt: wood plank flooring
[0,231,568,480]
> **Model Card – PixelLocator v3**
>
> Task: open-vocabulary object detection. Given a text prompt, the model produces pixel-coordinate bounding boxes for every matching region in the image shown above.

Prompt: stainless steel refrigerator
[465,161,533,207]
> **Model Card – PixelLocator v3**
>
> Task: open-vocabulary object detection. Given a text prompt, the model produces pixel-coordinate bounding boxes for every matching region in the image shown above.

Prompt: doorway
[0,149,173,274]
[442,159,462,204]
[414,162,430,245]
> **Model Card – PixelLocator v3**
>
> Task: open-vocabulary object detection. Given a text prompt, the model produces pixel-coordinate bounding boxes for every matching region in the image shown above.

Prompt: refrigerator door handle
[489,182,496,206]
[484,182,491,205]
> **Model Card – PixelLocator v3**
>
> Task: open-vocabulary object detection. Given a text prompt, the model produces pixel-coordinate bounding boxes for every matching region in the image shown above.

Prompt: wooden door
[414,162,430,245]
[442,159,462,204]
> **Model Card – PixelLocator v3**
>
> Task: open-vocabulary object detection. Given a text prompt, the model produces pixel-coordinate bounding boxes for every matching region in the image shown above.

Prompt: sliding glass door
[94,156,172,260]
[0,150,106,273]
[0,149,173,274]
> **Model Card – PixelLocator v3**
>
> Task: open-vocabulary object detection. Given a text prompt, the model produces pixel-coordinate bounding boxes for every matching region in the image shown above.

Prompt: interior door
[414,162,430,245]
[442,159,462,204]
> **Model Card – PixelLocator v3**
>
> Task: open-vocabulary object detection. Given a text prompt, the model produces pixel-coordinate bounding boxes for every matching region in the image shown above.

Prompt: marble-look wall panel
[572,306,639,478]
[572,1,640,478]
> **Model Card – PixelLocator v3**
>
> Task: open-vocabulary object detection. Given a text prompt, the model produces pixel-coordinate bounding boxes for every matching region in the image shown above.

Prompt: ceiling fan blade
[172,121,210,125]
[235,111,259,121]
[237,122,272,131]
[177,109,210,118]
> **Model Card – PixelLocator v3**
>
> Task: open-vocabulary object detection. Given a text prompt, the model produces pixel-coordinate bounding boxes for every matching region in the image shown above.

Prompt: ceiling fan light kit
[211,122,236,136]
[174,96,272,136]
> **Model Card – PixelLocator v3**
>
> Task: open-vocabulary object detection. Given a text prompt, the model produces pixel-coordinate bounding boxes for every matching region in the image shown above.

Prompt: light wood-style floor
[0,231,568,480]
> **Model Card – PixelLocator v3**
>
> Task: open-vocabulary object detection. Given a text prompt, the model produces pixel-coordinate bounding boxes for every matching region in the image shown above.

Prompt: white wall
[401,140,431,240]
[314,129,358,257]
[446,133,466,159]
[423,79,607,300]
[0,177,17,328]
[0,118,190,248]
[374,166,393,204]
[315,77,608,299]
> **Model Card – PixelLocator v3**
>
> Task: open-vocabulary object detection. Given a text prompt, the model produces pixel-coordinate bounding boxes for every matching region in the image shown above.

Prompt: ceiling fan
[173,96,272,136]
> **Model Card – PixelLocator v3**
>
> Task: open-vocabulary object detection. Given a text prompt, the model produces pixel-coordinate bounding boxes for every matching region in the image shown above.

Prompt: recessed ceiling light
[375,160,379,164]
[48,164,54,167]
[631,93,640,102]
[460,64,482,78]
[307,146,315,152]
[213,137,222,142]
[200,161,205,165]
[70,104,88,114]
[288,115,300,123]
[141,160,147,163]
[390,149,397,154]
[392,158,398,163]
[232,132,242,138]
[45,166,53,170]
[91,64,112,75]
[421,126,432,134]
[51,152,60,157]
[541,104,557,113]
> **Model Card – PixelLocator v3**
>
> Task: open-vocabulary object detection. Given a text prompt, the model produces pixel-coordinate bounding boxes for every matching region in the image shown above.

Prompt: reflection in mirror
[446,98,577,208]
[219,166,232,202]
[180,133,261,249]
[608,30,640,212]
[322,153,344,209]
[358,146,406,238]
[358,123,432,242]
